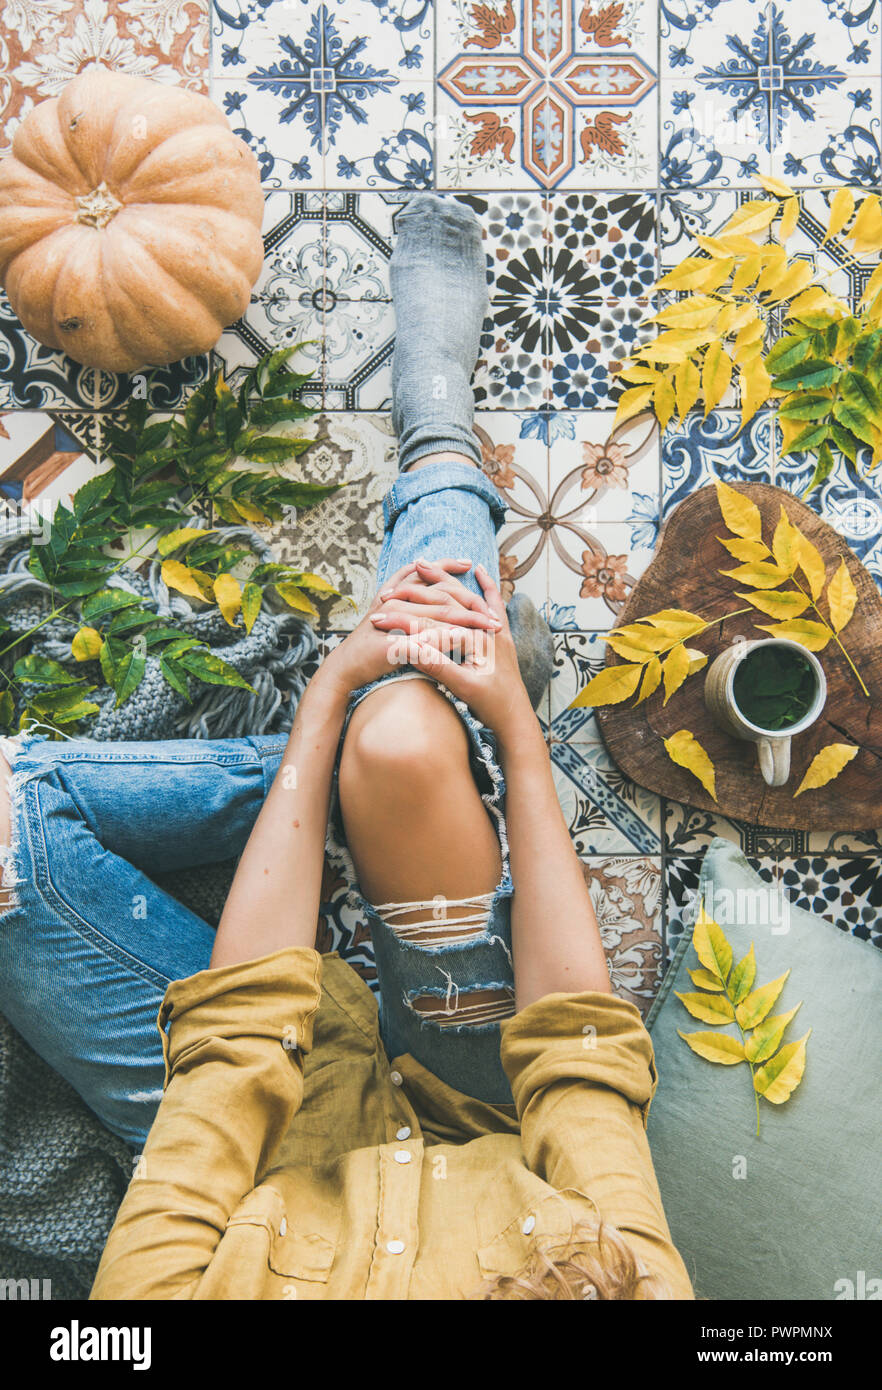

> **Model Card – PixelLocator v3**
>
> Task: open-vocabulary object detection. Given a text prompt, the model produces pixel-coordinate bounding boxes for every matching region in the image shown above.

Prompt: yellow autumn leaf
[757,173,796,199]
[794,533,827,599]
[702,341,733,416]
[719,199,779,237]
[755,618,831,651]
[613,384,655,431]
[753,246,788,298]
[161,559,214,601]
[663,729,717,799]
[654,373,677,432]
[689,967,726,993]
[644,608,707,639]
[654,257,719,291]
[786,286,841,320]
[296,572,339,596]
[661,642,691,704]
[606,632,660,662]
[777,196,800,241]
[71,626,103,662]
[736,588,810,619]
[696,257,735,293]
[692,902,732,982]
[569,662,643,709]
[860,261,882,310]
[732,317,766,364]
[684,646,708,674]
[276,582,319,620]
[638,329,713,365]
[617,363,663,384]
[772,507,800,571]
[848,193,882,254]
[718,536,772,563]
[827,557,857,633]
[717,300,759,334]
[823,187,855,243]
[157,527,215,558]
[763,260,815,305]
[635,655,662,704]
[715,478,763,540]
[736,970,790,1030]
[675,359,701,421]
[652,297,720,329]
[677,1030,746,1065]
[721,561,792,589]
[753,1031,811,1103]
[213,572,242,627]
[241,581,262,635]
[675,991,736,1025]
[744,1003,802,1065]
[728,944,756,1006]
[739,357,773,426]
[793,742,859,796]
[607,621,670,652]
[233,499,272,525]
[731,258,763,297]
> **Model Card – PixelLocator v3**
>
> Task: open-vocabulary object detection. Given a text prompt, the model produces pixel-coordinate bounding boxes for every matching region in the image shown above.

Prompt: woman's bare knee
[340,679,471,803]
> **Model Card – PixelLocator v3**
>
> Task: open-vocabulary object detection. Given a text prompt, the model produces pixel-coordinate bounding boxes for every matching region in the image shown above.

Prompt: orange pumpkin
[0,67,265,372]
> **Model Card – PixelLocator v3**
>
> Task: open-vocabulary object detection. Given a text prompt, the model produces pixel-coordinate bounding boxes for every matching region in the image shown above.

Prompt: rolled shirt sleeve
[500,991,694,1299]
[91,946,323,1301]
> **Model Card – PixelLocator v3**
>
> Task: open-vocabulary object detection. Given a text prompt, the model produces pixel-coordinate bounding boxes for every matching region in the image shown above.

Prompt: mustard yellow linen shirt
[90,947,693,1300]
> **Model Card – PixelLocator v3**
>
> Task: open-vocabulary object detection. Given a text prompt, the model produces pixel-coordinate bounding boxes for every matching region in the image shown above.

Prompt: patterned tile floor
[0,0,880,1008]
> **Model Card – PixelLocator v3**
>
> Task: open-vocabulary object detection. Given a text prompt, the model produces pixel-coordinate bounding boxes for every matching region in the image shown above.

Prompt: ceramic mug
[703,636,827,787]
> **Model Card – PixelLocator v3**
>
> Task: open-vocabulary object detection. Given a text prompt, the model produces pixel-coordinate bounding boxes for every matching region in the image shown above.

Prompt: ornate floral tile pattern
[0,0,879,1003]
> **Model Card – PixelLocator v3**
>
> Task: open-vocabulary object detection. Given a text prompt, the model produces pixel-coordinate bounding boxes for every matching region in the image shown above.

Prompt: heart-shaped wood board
[595,483,882,829]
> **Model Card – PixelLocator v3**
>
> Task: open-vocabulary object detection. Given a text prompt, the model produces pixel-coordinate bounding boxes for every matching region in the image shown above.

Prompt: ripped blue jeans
[0,460,514,1150]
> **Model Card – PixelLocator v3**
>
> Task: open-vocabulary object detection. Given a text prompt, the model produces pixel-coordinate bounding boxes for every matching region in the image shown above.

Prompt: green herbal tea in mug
[732,645,819,732]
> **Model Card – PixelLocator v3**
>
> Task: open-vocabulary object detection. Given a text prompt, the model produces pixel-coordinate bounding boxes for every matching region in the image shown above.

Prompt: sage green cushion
[646,837,881,1301]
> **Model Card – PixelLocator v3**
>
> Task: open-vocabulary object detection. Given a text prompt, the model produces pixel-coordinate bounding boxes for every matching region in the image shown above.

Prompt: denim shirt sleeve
[91,947,323,1301]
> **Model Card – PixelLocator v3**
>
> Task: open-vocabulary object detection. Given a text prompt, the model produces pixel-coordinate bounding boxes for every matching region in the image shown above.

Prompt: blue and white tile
[769,186,879,310]
[546,298,656,411]
[211,0,434,184]
[212,190,326,394]
[322,298,396,408]
[658,188,741,264]
[660,82,773,188]
[770,81,882,187]
[660,0,769,80]
[770,0,882,76]
[325,192,407,299]
[549,629,662,852]
[547,409,660,526]
[212,83,327,187]
[663,408,774,518]
[548,192,659,296]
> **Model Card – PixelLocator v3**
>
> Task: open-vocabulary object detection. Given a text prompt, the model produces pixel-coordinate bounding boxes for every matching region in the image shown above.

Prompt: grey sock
[390,195,489,472]
[506,593,555,711]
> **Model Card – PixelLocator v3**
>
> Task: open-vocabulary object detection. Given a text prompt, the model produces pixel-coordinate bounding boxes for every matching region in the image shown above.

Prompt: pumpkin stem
[75,182,122,229]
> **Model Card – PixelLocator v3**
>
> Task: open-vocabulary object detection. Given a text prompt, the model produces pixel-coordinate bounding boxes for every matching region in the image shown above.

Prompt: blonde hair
[475,1221,666,1301]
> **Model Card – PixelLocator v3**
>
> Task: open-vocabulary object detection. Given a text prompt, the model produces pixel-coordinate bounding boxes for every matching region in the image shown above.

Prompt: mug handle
[757,736,791,787]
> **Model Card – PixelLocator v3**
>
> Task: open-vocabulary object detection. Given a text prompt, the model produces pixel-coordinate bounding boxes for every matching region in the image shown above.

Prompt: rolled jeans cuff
[382,459,507,533]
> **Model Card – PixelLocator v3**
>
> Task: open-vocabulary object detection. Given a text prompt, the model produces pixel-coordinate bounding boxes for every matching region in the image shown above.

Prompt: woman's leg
[336,196,519,1102]
[0,732,286,1147]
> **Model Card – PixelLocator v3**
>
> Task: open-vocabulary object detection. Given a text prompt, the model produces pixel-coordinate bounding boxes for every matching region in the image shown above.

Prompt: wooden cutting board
[595,483,882,829]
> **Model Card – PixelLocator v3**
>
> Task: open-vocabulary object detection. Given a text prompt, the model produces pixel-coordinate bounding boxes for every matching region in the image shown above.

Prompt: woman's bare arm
[395,563,612,1011]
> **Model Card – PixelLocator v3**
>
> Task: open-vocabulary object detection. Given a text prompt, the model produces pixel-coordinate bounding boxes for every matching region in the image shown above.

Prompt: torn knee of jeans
[0,732,29,915]
[372,891,495,950]
[404,977,515,1030]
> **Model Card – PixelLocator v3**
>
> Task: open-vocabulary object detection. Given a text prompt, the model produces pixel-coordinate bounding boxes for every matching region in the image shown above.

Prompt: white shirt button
[279,1217,287,1236]
[396,1125,411,1140]
[390,1070,403,1086]
[394,1149,412,1164]
[522,1214,536,1235]
[386,1239,406,1255]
